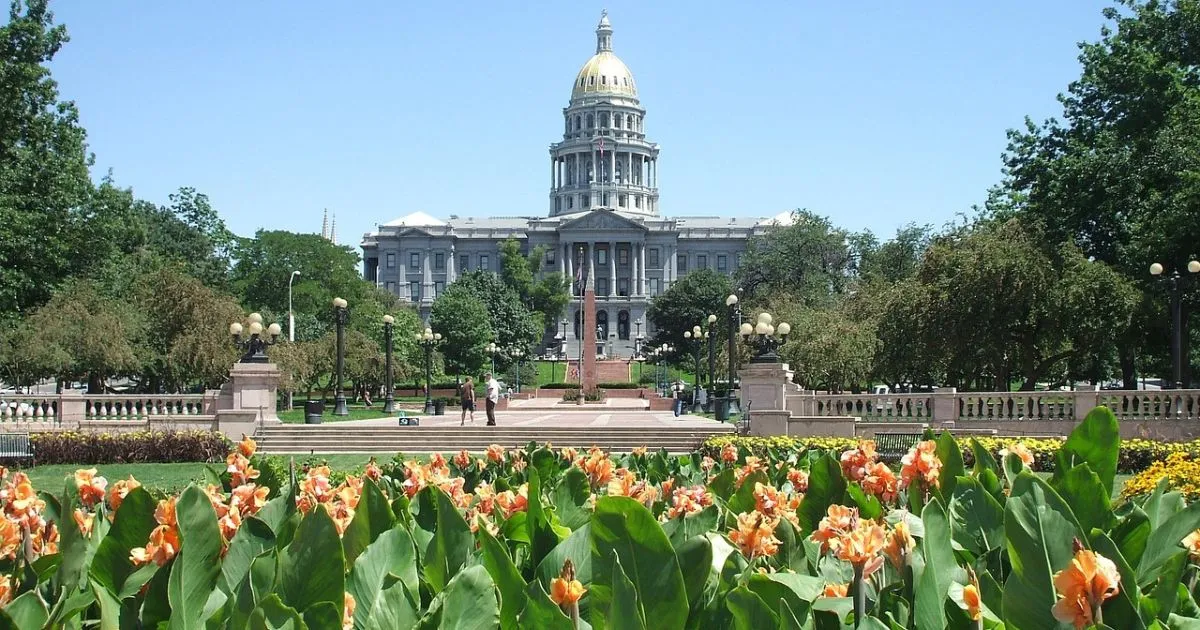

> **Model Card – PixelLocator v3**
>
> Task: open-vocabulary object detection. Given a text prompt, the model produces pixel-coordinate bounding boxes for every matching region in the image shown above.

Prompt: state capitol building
[361,12,789,355]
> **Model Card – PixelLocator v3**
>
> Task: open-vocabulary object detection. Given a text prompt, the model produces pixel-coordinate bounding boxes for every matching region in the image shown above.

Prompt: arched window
[601,75,606,85]
[574,115,581,131]
[587,114,594,128]
[614,115,622,129]
[627,114,634,129]
[600,112,608,127]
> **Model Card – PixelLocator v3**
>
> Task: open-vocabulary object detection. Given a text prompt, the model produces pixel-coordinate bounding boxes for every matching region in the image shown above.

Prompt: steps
[254,423,734,455]
[564,359,632,383]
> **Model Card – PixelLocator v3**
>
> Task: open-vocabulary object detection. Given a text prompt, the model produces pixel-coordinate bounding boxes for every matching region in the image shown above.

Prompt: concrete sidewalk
[326,409,719,429]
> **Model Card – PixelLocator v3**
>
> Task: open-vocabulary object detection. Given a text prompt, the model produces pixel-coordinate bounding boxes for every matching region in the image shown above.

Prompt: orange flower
[74,508,95,538]
[343,592,355,630]
[632,446,648,457]
[752,482,800,528]
[453,450,471,469]
[130,524,180,567]
[606,469,658,507]
[661,478,675,495]
[204,484,230,519]
[475,482,496,515]
[1000,442,1035,470]
[486,444,505,464]
[0,518,21,559]
[664,485,713,520]
[579,449,615,488]
[861,462,899,504]
[721,443,738,463]
[701,456,716,472]
[324,501,356,536]
[226,452,260,487]
[218,508,242,542]
[836,519,887,569]
[899,440,942,491]
[237,434,257,458]
[364,458,383,481]
[839,441,878,481]
[787,468,809,493]
[550,577,587,605]
[811,504,856,554]
[822,583,849,598]
[1183,529,1200,562]
[108,475,142,513]
[1051,544,1121,629]
[0,575,10,606]
[562,447,579,462]
[74,468,108,508]
[231,484,270,516]
[962,583,982,621]
[155,497,178,528]
[510,452,528,473]
[495,484,529,519]
[728,511,780,559]
[468,510,499,536]
[430,453,449,472]
[883,520,915,570]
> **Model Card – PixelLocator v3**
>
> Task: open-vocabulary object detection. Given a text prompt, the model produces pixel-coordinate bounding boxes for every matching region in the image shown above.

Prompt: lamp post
[740,311,791,364]
[683,325,706,413]
[229,313,282,363]
[382,315,395,413]
[286,270,300,410]
[1150,259,1200,389]
[551,332,563,383]
[487,342,500,376]
[706,313,717,398]
[332,298,349,416]
[726,292,742,414]
[416,327,442,414]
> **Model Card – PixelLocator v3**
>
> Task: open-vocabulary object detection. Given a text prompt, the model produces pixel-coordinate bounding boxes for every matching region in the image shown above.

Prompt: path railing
[0,392,218,427]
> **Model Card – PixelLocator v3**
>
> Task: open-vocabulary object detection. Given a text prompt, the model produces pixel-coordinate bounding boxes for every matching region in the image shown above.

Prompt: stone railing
[0,392,218,428]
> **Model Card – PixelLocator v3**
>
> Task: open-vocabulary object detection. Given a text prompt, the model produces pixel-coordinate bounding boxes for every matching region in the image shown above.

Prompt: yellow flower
[962,583,982,621]
[550,577,587,605]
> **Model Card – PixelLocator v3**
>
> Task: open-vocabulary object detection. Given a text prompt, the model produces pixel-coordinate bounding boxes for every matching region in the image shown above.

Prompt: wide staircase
[562,359,632,383]
[254,423,734,455]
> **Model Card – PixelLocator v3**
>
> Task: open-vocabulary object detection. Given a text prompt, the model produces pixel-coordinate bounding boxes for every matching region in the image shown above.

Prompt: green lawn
[277,407,396,424]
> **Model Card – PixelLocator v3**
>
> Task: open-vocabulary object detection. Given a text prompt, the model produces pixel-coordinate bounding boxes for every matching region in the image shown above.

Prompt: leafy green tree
[0,0,94,319]
[429,284,493,378]
[646,269,732,360]
[767,296,878,393]
[736,210,855,305]
[498,238,570,331]
[139,187,235,289]
[857,224,933,285]
[450,271,541,359]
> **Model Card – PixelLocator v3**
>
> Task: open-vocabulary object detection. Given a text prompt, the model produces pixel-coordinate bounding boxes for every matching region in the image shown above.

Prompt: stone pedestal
[582,289,597,392]
[216,362,282,437]
[738,361,794,414]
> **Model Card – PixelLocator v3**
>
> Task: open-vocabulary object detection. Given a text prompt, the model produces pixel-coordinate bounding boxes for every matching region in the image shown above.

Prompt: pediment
[397,227,440,238]
[557,210,646,233]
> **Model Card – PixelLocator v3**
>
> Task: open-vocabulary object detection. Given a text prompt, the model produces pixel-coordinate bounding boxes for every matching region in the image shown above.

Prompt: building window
[385,252,395,268]
[582,194,590,208]
[385,281,396,295]
[574,115,581,131]
[697,255,707,270]
[600,76,606,85]
[597,278,609,296]
[618,193,626,207]
[618,247,628,265]
[479,255,489,271]
[434,282,444,298]
[600,112,609,127]
[634,195,641,208]
[568,196,574,209]
[587,114,594,128]
[677,254,687,274]
[546,249,555,265]
[409,282,420,301]
[648,278,660,296]
[717,254,728,272]
[555,197,561,212]
[409,253,419,270]
[627,114,634,129]
[434,252,444,270]
[618,279,628,296]
[648,248,659,268]
[597,248,607,265]
[459,254,469,272]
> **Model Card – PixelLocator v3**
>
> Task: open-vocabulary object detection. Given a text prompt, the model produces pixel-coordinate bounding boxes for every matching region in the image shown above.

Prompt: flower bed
[29,430,229,465]
[2,408,1199,628]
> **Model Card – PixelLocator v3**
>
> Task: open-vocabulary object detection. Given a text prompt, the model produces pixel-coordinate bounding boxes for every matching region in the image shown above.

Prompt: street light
[706,313,718,402]
[740,311,791,364]
[229,313,282,363]
[287,271,301,343]
[726,293,742,414]
[1150,259,1200,389]
[382,315,396,413]
[487,342,500,376]
[683,325,707,413]
[416,327,442,414]
[332,298,349,416]
[551,331,563,383]
[510,347,526,393]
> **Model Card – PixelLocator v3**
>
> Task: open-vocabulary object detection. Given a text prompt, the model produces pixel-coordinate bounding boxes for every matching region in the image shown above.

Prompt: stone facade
[361,12,787,355]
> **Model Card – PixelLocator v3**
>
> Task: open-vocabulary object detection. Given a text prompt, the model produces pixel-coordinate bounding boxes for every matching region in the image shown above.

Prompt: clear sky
[45,1,1111,247]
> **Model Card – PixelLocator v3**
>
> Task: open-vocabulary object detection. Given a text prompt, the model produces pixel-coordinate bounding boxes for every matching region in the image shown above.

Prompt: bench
[874,432,921,463]
[0,433,34,465]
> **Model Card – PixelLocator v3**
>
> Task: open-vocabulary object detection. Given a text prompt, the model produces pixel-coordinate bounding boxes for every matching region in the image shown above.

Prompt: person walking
[484,372,500,426]
[460,377,476,425]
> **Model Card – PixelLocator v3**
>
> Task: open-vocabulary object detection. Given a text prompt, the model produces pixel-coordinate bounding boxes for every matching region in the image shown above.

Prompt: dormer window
[588,76,595,86]
[601,75,606,85]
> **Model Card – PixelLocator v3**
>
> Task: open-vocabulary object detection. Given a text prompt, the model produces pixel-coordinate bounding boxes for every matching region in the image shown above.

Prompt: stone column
[422,250,433,303]
[631,243,639,296]
[587,242,596,289]
[566,243,574,294]
[550,157,555,190]
[931,387,958,425]
[397,250,409,301]
[559,242,566,277]
[447,246,456,284]
[639,243,647,296]
[609,241,616,297]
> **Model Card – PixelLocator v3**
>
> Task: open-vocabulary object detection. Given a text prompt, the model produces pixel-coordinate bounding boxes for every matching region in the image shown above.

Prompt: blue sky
[46,1,1110,247]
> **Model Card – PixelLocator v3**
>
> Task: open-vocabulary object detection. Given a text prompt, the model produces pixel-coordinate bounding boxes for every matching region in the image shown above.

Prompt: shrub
[597,381,642,389]
[560,388,607,402]
[29,430,230,465]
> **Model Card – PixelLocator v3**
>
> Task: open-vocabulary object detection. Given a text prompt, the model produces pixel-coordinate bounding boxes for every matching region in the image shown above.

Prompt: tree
[736,210,855,304]
[766,295,878,393]
[450,271,541,359]
[857,224,933,285]
[139,187,235,289]
[429,284,493,378]
[498,238,571,331]
[646,269,733,357]
[0,0,94,320]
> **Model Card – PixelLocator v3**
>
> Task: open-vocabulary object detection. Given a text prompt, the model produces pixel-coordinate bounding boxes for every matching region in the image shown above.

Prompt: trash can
[304,400,324,424]
[715,397,731,423]
[433,400,446,416]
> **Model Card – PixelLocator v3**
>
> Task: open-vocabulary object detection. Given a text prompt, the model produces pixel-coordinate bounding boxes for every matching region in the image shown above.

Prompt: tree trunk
[87,372,103,394]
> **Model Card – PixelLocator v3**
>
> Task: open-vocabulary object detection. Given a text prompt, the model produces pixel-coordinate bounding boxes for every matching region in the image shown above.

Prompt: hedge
[699,434,1200,475]
[540,381,643,389]
[28,430,230,465]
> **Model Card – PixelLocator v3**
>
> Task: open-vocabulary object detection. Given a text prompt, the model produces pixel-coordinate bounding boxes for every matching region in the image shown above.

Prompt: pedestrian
[484,372,500,426]
[460,376,476,425]
[362,387,373,409]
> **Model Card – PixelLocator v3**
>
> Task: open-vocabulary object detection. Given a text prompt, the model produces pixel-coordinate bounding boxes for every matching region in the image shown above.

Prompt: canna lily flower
[510,452,528,473]
[130,524,180,567]
[551,560,586,621]
[836,519,887,576]
[752,482,800,528]
[364,458,383,482]
[579,450,615,488]
[661,478,675,495]
[721,443,738,464]
[107,475,142,513]
[0,518,20,560]
[787,468,809,493]
[822,583,849,598]
[324,501,356,537]
[632,446,648,457]
[155,497,178,528]
[1051,541,1120,629]
[663,485,713,520]
[1000,442,1035,469]
[861,462,899,504]
[899,440,942,491]
[0,575,10,606]
[561,447,579,462]
[230,484,270,516]
[839,441,878,481]
[883,520,915,570]
[74,508,95,538]
[728,511,780,560]
[495,485,529,519]
[468,510,499,536]
[962,583,982,621]
[226,452,261,487]
[218,508,242,542]
[343,592,355,630]
[811,504,856,554]
[429,453,449,473]
[700,456,716,472]
[237,434,257,458]
[606,469,658,508]
[486,444,505,464]
[1183,529,1200,562]
[74,468,108,508]
[453,450,471,469]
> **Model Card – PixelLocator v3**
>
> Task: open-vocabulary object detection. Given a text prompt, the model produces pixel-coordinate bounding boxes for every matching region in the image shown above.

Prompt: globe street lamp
[740,311,791,364]
[510,347,527,393]
[382,315,396,413]
[287,271,301,343]
[416,327,442,414]
[332,298,349,416]
[229,313,282,363]
[726,292,743,414]
[1150,259,1200,389]
[706,313,718,401]
[487,342,500,376]
[550,331,563,383]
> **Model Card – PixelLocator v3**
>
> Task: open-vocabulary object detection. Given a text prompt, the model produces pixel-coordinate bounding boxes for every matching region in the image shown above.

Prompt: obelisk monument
[581,246,598,396]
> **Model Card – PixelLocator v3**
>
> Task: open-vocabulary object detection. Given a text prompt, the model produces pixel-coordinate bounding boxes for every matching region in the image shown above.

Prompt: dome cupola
[571,10,638,103]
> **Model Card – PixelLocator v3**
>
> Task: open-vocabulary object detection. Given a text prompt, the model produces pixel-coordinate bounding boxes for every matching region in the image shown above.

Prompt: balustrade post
[58,392,85,424]
[931,387,958,425]
[1073,385,1100,421]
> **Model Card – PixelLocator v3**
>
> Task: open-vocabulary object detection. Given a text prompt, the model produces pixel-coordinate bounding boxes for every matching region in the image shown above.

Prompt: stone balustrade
[0,392,218,429]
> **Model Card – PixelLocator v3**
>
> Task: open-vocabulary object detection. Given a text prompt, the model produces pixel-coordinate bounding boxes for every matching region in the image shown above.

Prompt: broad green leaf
[90,578,123,628]
[1137,500,1200,585]
[797,453,846,535]
[1110,503,1150,569]
[478,525,527,630]
[231,551,277,630]
[435,564,501,630]
[663,504,719,548]
[727,470,769,515]
[707,469,736,501]
[608,553,646,630]
[590,496,688,630]
[278,505,345,615]
[220,516,275,596]
[727,585,777,629]
[1002,471,1084,630]
[1049,463,1112,538]
[778,599,804,630]
[140,556,173,626]
[674,534,712,605]
[89,486,157,596]
[847,483,884,520]
[341,478,395,570]
[771,515,805,571]
[3,592,48,629]
[1090,532,1147,630]
[1052,406,1119,498]
[168,485,224,630]
[528,467,563,572]
[915,496,955,630]
[553,467,592,530]
[969,438,999,477]
[934,432,965,500]
[365,579,419,630]
[745,573,813,625]
[423,486,473,594]
[303,601,342,630]
[538,523,593,589]
[517,581,574,630]
[1145,550,1188,622]
[249,593,305,630]
[348,526,418,630]
[949,475,1004,556]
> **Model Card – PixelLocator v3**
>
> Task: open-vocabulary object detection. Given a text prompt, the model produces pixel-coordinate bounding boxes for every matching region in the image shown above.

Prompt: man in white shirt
[484,372,499,426]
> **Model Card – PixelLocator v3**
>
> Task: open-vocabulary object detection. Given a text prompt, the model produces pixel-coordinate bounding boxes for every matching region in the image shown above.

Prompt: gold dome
[571,52,638,100]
